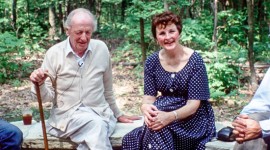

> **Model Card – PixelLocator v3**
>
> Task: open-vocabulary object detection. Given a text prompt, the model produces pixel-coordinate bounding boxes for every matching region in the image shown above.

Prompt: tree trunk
[164,0,169,11]
[188,0,196,19]
[49,6,56,40]
[88,0,95,12]
[26,0,31,37]
[96,0,102,30]
[246,0,257,92]
[140,18,146,65]
[58,3,64,35]
[200,0,205,12]
[257,0,264,42]
[66,0,71,16]
[121,0,127,22]
[212,0,218,54]
[12,0,17,31]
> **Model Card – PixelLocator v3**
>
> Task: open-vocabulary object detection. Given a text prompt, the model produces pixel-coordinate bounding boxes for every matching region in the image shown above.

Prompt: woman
[122,11,216,150]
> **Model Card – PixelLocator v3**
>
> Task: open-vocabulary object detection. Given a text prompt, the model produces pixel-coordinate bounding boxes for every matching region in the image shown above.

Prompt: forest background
[0,0,270,122]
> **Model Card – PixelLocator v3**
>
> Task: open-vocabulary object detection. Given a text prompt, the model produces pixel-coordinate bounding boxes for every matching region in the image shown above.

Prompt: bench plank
[11,120,235,150]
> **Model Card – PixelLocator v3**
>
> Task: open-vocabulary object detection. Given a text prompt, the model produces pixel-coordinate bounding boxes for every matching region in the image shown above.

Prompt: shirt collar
[65,36,92,57]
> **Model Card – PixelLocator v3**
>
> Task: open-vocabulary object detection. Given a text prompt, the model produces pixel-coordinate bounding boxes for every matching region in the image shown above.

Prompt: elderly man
[232,68,270,150]
[0,119,23,150]
[30,8,139,150]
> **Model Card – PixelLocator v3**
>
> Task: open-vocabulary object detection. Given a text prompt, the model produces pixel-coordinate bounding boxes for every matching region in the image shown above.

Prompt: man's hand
[232,114,262,143]
[30,68,48,85]
[117,115,141,123]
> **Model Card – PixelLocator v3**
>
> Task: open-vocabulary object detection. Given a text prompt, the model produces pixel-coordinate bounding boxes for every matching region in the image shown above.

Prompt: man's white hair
[64,8,97,32]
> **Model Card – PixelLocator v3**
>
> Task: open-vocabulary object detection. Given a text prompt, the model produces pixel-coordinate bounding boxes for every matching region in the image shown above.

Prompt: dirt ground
[0,51,249,123]
[0,65,247,124]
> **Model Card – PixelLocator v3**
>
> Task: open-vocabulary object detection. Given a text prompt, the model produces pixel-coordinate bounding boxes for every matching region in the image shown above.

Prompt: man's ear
[65,28,69,36]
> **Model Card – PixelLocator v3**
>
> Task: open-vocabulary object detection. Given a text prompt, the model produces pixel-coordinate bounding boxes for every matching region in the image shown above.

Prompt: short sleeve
[188,57,210,101]
[144,55,158,96]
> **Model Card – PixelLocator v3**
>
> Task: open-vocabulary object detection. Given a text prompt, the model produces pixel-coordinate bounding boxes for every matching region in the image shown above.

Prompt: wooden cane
[34,72,56,150]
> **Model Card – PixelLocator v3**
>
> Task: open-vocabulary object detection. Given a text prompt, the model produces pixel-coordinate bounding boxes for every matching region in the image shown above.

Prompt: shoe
[217,126,235,142]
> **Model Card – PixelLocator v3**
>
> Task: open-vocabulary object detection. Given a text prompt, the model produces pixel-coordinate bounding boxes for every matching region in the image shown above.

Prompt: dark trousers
[233,112,270,150]
[0,119,23,150]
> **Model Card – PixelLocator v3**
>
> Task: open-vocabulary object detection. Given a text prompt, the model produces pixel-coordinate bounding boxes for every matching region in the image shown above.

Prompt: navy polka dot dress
[122,51,216,150]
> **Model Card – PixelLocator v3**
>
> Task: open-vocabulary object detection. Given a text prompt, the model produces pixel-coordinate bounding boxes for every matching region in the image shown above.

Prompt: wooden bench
[11,120,235,150]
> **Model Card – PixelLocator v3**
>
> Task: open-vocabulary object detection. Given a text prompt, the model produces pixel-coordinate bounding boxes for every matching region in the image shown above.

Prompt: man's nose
[80,33,87,41]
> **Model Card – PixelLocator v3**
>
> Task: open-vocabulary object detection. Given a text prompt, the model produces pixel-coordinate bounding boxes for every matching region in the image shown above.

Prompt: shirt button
[171,73,175,78]
[170,89,173,92]
[148,144,152,148]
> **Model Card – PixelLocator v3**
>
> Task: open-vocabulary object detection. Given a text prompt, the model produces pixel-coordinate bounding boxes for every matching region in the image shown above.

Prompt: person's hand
[140,103,158,127]
[232,114,262,143]
[117,115,141,123]
[232,115,247,143]
[29,68,48,85]
[148,110,174,131]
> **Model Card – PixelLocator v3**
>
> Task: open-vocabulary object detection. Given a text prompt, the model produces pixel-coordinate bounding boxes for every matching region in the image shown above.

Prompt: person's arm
[241,68,270,115]
[149,53,208,131]
[140,95,158,126]
[140,54,160,126]
[148,100,200,131]
[233,68,270,141]
[102,45,140,122]
[232,114,262,143]
[103,53,123,118]
[259,120,270,138]
[30,48,57,102]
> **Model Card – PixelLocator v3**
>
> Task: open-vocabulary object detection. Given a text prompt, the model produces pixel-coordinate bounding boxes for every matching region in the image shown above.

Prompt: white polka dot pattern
[122,51,216,150]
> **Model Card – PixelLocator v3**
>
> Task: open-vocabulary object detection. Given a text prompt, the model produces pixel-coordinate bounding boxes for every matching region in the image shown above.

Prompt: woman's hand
[148,110,175,131]
[141,103,158,127]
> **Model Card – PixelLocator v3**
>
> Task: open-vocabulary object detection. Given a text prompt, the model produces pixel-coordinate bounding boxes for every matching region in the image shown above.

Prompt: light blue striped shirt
[241,68,270,138]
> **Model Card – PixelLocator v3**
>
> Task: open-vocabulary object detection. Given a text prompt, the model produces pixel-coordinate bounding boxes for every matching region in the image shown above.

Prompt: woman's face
[156,23,180,51]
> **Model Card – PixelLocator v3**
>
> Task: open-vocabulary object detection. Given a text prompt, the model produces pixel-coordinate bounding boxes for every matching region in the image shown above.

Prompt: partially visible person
[29,8,140,150]
[0,119,23,150]
[232,68,270,150]
[122,11,216,150]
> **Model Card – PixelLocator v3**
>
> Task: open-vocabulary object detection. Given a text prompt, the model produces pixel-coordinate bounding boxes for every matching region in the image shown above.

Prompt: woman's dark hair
[151,11,182,40]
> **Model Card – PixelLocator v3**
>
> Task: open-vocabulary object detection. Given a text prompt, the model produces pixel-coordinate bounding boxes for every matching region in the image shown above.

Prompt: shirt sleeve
[260,120,270,138]
[241,68,270,114]
[31,48,56,103]
[104,55,123,118]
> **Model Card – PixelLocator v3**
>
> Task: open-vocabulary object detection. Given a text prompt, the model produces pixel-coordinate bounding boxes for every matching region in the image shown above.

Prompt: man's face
[67,13,93,55]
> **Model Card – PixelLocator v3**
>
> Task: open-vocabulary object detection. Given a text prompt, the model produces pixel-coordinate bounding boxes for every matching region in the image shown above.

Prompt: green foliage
[11,79,22,88]
[2,107,50,122]
[0,32,32,83]
[103,0,122,4]
[31,107,50,122]
[1,108,22,122]
[202,51,240,100]
[0,0,269,105]
[121,0,163,44]
[182,17,214,50]
[113,42,142,63]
